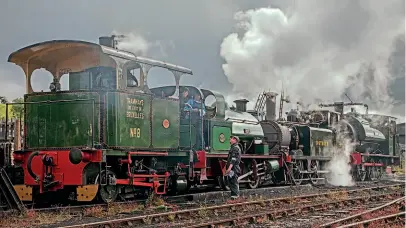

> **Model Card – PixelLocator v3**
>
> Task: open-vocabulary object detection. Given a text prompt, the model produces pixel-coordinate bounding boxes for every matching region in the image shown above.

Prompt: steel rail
[182,193,403,228]
[0,190,196,217]
[58,184,404,228]
[0,181,313,215]
[320,195,405,227]
[338,211,405,228]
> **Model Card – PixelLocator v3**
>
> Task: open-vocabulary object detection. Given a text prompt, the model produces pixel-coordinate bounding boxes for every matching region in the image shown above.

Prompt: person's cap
[231,135,240,142]
[181,87,189,93]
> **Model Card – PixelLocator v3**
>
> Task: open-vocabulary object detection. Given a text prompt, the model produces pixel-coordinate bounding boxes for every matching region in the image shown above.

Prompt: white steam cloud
[113,31,151,56]
[220,0,405,116]
[326,123,356,186]
[112,31,175,58]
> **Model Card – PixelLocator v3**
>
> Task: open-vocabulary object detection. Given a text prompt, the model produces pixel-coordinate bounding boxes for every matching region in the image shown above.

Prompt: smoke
[220,0,405,116]
[112,31,151,56]
[112,31,175,58]
[326,123,356,186]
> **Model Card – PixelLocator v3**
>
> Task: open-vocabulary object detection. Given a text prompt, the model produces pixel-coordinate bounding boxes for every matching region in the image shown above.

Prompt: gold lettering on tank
[126,97,145,119]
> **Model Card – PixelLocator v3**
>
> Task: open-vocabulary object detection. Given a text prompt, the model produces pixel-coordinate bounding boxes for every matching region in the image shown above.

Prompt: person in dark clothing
[225,136,242,199]
[184,93,206,149]
[179,87,189,119]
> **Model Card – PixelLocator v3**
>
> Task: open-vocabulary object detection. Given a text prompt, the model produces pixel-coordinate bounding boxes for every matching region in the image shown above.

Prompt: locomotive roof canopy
[8,39,193,93]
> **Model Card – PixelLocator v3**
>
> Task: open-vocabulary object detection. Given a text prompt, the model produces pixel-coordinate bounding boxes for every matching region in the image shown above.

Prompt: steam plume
[326,123,356,186]
[113,31,150,56]
[112,30,174,58]
[220,0,405,116]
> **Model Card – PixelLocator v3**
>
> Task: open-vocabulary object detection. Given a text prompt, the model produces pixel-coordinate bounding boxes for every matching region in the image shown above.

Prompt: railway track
[0,183,315,225]
[336,212,405,228]
[0,177,398,214]
[0,188,199,217]
[0,180,302,214]
[0,180,395,216]
[319,196,405,228]
[247,190,405,227]
[52,183,403,228]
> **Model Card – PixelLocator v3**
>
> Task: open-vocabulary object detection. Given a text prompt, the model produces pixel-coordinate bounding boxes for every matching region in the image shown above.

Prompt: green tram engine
[8,37,195,203]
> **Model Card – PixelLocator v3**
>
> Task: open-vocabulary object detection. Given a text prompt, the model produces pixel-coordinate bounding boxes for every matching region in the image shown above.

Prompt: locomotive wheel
[247,159,260,189]
[167,175,188,195]
[310,173,319,185]
[309,161,319,185]
[95,170,119,203]
[248,178,260,189]
[292,160,303,185]
[217,176,230,191]
[357,166,366,181]
[376,167,383,180]
[367,167,379,181]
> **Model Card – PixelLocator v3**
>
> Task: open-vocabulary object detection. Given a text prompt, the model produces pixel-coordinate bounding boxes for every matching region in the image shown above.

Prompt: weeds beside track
[57,183,404,228]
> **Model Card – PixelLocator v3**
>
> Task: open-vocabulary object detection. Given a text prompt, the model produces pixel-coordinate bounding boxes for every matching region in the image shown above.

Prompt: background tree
[0,96,24,120]
[0,96,10,120]
[11,98,24,119]
[0,96,8,104]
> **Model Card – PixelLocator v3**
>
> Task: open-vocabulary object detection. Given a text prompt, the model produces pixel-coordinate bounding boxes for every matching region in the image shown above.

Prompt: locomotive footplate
[13,185,33,201]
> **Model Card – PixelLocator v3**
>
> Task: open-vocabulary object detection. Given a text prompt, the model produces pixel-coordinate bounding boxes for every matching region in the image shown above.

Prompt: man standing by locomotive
[225,136,242,199]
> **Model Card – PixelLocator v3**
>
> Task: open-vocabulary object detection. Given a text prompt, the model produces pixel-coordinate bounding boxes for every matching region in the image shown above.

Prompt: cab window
[68,66,116,90]
[126,68,139,88]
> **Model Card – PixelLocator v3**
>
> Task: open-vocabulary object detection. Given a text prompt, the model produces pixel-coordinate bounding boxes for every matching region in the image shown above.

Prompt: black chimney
[333,102,344,115]
[99,36,116,49]
[234,99,249,112]
[264,92,278,121]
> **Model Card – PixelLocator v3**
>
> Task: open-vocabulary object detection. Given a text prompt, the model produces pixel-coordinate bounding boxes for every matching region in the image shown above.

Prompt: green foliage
[11,98,24,119]
[0,104,12,120]
[0,96,7,104]
[0,96,24,120]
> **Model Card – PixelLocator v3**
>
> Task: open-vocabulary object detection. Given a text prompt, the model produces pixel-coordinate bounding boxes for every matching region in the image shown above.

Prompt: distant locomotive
[1,36,401,204]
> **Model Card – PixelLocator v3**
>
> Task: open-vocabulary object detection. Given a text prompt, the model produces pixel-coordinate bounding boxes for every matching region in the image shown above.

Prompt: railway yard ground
[0,177,405,228]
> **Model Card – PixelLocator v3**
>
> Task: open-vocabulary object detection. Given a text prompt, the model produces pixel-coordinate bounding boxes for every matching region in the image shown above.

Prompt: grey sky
[0,0,404,117]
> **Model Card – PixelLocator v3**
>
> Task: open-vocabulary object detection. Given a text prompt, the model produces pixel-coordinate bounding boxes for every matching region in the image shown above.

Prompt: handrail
[226,117,259,125]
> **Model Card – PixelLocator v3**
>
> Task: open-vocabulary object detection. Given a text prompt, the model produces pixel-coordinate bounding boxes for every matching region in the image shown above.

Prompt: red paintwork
[13,153,24,163]
[15,144,398,198]
[285,154,292,163]
[19,150,102,193]
[115,171,170,194]
[205,167,212,177]
[218,160,227,175]
[361,153,399,158]
[363,163,384,167]
[278,156,284,168]
[206,154,280,159]
[194,151,208,182]
[351,152,362,165]
[194,151,206,169]
[81,151,92,162]
[118,152,170,194]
